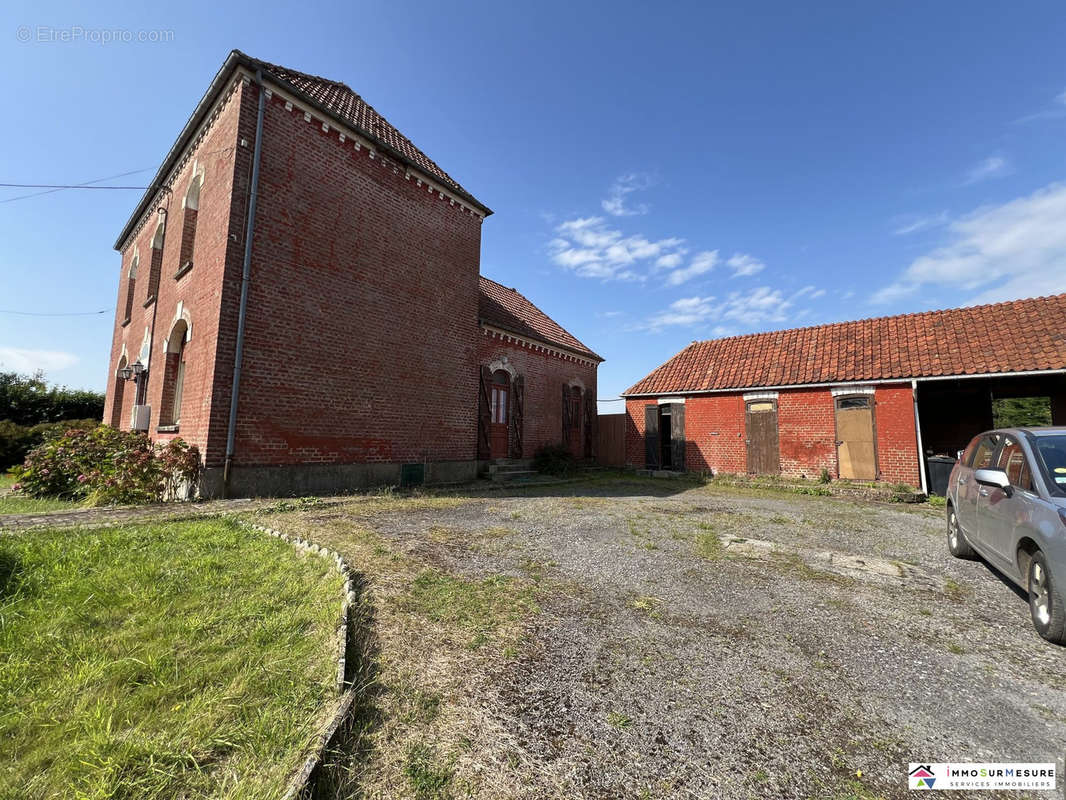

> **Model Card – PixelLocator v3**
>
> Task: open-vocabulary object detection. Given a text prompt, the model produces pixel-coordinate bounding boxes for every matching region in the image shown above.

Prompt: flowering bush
[13,426,200,505]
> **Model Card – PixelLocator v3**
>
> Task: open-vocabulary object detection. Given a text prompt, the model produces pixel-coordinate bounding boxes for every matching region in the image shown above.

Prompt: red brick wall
[626,383,921,485]
[478,330,598,458]
[223,88,485,468]
[103,77,247,465]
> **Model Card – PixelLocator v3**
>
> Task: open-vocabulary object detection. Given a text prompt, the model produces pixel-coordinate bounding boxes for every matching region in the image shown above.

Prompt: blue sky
[1,1,1065,412]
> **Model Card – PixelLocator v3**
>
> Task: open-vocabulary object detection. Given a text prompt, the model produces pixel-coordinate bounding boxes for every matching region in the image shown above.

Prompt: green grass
[399,569,538,649]
[0,517,345,800]
[694,522,722,559]
[0,472,80,514]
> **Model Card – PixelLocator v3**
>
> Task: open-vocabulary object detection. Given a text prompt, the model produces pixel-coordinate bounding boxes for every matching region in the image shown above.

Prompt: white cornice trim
[830,384,875,396]
[742,391,779,401]
[657,397,685,405]
[480,324,598,367]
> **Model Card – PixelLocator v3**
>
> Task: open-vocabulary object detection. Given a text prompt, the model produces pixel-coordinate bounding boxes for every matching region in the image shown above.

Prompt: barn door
[477,366,491,460]
[644,404,660,469]
[835,396,877,480]
[670,403,685,471]
[745,400,780,474]
[510,375,524,459]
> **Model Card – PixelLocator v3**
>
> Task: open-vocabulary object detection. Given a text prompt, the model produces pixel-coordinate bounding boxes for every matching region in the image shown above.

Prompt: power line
[0,183,152,189]
[0,308,109,317]
[0,168,155,204]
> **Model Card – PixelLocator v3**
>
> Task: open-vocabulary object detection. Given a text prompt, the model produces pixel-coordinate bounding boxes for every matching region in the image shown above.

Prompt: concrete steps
[488,459,536,482]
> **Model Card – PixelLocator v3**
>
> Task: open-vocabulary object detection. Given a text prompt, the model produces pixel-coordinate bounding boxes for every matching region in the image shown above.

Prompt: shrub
[0,418,100,469]
[818,467,832,484]
[0,371,104,427]
[532,444,576,477]
[13,426,200,505]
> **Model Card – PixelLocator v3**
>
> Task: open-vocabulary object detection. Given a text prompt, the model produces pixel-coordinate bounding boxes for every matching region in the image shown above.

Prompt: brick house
[623,294,1066,492]
[104,50,600,496]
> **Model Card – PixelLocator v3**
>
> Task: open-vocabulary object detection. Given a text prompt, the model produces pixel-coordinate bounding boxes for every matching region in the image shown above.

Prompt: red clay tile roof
[479,276,602,361]
[244,53,488,212]
[625,294,1066,395]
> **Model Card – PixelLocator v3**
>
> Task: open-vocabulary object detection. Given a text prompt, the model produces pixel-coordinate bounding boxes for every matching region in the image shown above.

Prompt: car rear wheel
[1028,551,1066,645]
[946,505,976,560]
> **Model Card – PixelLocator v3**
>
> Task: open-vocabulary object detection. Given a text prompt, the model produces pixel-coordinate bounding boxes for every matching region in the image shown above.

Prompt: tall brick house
[624,294,1066,492]
[104,50,600,496]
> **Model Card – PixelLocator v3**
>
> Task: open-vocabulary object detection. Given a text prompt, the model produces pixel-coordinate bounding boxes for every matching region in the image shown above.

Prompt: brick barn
[623,294,1066,492]
[103,50,601,496]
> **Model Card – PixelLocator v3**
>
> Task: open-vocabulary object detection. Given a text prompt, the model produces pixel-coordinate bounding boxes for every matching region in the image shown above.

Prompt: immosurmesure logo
[908,763,1056,791]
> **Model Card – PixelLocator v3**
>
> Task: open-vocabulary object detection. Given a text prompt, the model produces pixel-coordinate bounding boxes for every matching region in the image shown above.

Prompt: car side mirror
[975,467,1012,496]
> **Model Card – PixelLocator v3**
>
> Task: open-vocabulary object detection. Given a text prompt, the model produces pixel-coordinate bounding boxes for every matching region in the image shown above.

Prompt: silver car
[946,427,1066,644]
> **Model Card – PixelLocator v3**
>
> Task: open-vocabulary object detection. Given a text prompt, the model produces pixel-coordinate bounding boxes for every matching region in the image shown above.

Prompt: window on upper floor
[176,172,202,279]
[122,249,139,324]
[146,219,165,303]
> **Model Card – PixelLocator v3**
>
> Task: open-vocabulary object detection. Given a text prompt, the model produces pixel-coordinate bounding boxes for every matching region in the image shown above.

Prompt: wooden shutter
[561,384,571,442]
[584,391,596,459]
[670,403,685,471]
[510,375,524,459]
[644,405,660,469]
[477,366,491,460]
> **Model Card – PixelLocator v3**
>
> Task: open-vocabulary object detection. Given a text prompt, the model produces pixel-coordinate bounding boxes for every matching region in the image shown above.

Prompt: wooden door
[670,403,686,471]
[567,386,583,458]
[644,404,660,469]
[745,400,780,474]
[490,370,510,460]
[835,396,876,479]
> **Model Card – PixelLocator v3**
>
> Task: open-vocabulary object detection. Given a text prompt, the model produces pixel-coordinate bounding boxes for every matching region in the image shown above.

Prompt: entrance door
[746,400,780,474]
[835,396,876,480]
[490,370,510,459]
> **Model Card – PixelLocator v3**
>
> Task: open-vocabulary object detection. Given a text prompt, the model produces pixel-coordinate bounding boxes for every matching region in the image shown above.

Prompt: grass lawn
[0,472,78,515]
[0,517,345,800]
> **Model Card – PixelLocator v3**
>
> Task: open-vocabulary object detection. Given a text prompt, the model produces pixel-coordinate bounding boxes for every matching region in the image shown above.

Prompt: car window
[1032,434,1066,497]
[997,437,1033,492]
[960,436,981,465]
[968,435,1000,469]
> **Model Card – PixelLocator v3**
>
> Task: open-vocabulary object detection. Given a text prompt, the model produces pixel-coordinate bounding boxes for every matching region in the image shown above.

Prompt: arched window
[159,319,189,428]
[176,173,202,279]
[122,250,139,324]
[111,355,127,428]
[146,219,165,303]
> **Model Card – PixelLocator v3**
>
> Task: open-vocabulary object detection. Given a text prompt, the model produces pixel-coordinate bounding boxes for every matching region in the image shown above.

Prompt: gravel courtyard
[260,476,1066,800]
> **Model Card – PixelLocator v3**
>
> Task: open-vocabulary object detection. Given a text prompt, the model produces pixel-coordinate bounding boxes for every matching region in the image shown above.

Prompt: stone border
[238,521,361,800]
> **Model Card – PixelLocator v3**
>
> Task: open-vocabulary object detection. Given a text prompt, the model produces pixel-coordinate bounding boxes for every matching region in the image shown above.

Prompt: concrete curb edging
[237,521,361,800]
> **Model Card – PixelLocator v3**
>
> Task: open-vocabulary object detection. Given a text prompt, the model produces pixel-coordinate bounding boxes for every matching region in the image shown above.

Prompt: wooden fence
[596,413,627,467]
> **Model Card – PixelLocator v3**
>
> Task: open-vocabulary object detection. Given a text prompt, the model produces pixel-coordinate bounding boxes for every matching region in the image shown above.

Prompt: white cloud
[654,251,686,270]
[666,250,718,286]
[639,285,805,331]
[963,156,1010,185]
[0,347,78,373]
[549,216,686,281]
[872,182,1066,304]
[1013,89,1066,124]
[601,173,653,217]
[726,252,766,277]
[892,210,950,236]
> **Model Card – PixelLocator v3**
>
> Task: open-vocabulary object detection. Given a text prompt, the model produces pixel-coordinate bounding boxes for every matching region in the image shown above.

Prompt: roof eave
[480,319,603,363]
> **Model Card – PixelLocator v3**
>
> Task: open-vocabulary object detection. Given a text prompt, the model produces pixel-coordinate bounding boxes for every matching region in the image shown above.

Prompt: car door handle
[958,477,968,485]
[978,488,989,496]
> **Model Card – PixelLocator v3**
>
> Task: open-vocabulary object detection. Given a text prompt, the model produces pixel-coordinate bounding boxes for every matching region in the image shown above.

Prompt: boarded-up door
[835,396,876,479]
[644,405,660,469]
[746,400,780,474]
[510,375,524,459]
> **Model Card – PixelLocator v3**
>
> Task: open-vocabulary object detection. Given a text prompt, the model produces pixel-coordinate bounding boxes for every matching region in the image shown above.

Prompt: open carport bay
[259,476,1066,800]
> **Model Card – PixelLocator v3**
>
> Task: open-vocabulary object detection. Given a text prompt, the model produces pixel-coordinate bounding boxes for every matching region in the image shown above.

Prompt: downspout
[222,69,266,496]
[911,379,928,495]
